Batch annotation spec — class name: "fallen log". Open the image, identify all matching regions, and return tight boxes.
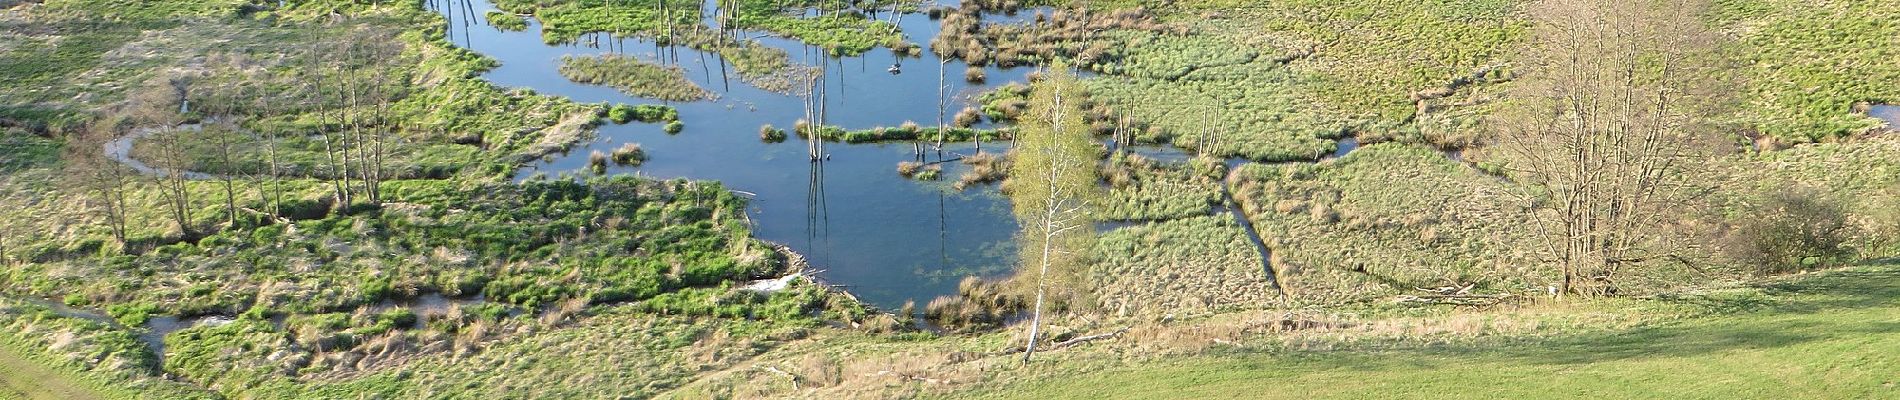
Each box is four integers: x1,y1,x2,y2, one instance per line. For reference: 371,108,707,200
1048,327,1131,351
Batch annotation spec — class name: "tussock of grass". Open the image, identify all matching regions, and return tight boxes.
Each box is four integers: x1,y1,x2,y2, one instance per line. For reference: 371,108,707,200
759,124,788,142
610,142,646,166
954,152,1009,190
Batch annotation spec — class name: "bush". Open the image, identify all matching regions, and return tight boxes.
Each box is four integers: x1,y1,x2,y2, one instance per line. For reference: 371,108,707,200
1724,190,1854,274
663,120,685,134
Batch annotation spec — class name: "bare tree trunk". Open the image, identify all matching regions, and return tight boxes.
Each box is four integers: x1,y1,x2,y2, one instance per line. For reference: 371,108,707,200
1498,0,1726,295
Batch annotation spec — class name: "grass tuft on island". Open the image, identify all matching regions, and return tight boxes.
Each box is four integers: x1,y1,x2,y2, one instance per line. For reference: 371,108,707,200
798,123,1010,144
483,10,528,31
558,55,713,102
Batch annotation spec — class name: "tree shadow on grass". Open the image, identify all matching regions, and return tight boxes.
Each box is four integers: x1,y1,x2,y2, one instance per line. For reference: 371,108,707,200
1489,261,1900,366
1309,261,1900,368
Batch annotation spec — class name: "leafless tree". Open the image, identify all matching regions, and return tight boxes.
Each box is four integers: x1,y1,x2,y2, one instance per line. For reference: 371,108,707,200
66,118,134,250
1494,0,1731,295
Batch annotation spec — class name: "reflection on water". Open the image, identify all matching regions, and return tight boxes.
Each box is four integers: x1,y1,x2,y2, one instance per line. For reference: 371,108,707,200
428,0,1053,308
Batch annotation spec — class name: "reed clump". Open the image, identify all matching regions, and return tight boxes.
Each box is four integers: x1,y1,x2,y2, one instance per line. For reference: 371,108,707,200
924,276,1025,333
954,152,1009,190
759,124,787,142
610,143,645,166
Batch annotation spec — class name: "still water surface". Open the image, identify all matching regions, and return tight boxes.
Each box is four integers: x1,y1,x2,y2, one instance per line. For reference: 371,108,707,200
430,0,1082,308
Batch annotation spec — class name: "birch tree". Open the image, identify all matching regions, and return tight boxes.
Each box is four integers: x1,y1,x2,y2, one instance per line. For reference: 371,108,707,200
67,119,134,250
133,76,198,237
1008,64,1097,364
1495,0,1729,295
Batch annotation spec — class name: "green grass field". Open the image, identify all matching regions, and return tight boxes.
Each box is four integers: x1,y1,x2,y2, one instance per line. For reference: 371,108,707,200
968,263,1900,399
0,346,104,400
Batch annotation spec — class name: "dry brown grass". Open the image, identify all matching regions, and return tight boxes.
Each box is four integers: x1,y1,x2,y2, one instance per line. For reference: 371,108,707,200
953,152,1009,190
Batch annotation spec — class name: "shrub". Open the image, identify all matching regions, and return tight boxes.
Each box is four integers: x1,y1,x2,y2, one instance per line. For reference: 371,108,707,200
663,120,685,134
1724,190,1854,274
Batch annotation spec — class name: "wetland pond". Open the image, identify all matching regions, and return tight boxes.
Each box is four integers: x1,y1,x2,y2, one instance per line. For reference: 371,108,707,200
434,0,1059,309
429,0,1362,309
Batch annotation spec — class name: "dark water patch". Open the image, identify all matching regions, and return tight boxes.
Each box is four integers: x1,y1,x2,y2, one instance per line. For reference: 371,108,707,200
1870,104,1900,129
1325,136,1359,160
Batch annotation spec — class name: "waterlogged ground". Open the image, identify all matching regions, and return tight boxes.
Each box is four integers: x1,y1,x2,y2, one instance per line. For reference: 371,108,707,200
433,0,1058,308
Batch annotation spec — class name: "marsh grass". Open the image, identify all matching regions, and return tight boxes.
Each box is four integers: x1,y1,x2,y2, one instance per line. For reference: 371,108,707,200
798,123,1008,144
1095,152,1222,221
759,124,787,142
588,150,609,173
611,142,646,166
1091,216,1273,315
896,161,923,177
558,55,712,102
932,6,1171,68
606,103,680,124
482,10,527,31
1231,144,1540,304
954,152,1009,190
